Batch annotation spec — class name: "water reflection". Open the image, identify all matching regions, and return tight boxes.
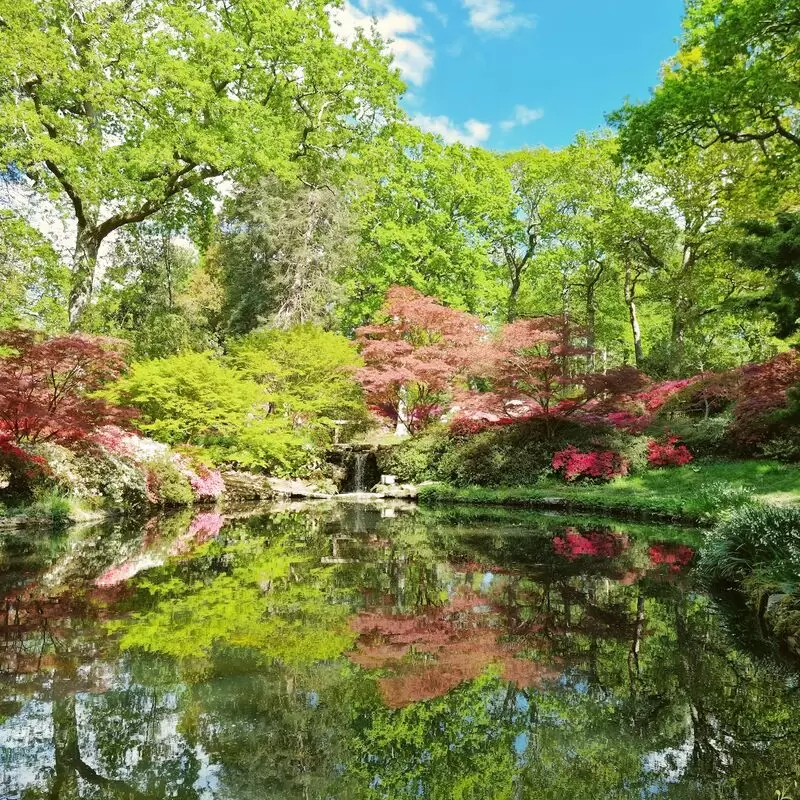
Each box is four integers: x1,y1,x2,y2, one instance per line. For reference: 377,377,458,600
0,504,798,799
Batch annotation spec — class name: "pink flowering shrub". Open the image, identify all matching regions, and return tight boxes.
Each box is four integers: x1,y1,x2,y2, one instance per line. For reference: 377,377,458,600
552,529,628,560
551,445,628,482
188,465,225,500
647,437,693,468
172,454,225,501
188,511,225,540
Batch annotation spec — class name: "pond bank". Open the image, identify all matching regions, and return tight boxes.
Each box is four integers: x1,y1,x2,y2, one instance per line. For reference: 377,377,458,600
415,461,800,524
0,470,331,530
417,483,702,523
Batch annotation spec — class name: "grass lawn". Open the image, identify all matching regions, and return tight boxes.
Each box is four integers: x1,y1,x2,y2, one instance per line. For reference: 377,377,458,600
418,460,800,523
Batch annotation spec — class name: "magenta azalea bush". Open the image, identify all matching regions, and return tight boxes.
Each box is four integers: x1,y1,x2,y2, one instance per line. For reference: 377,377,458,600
552,445,629,482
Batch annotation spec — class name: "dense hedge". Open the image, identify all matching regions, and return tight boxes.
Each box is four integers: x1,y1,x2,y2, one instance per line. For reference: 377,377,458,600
377,419,650,487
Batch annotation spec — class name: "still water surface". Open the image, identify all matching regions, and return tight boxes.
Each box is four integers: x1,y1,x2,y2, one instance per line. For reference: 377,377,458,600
0,502,799,799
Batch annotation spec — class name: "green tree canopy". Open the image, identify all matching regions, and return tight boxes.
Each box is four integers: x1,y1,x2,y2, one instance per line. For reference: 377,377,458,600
612,0,800,173
0,0,403,326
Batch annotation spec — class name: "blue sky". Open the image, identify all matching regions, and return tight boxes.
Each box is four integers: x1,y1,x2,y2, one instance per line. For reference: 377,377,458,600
335,0,685,150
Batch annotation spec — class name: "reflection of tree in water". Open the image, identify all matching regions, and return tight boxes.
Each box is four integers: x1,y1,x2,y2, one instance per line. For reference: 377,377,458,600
0,513,222,799
0,506,798,799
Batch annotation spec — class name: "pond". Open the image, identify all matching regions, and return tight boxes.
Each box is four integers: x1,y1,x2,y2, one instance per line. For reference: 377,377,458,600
1,502,799,799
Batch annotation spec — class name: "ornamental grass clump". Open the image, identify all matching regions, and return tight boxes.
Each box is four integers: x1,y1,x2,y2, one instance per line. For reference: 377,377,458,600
700,505,800,585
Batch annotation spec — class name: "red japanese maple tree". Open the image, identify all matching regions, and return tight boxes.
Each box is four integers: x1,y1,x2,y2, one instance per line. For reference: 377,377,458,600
356,287,485,434
455,316,648,431
0,330,131,445
731,350,800,442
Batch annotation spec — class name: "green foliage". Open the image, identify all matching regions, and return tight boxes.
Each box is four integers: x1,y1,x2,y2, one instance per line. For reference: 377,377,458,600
105,352,310,473
228,324,369,441
728,213,800,339
648,413,732,458
0,211,68,331
90,219,221,358
23,488,72,526
377,426,452,484
146,457,194,507
344,125,507,325
106,352,263,446
106,336,363,475
613,0,800,174
700,506,800,587
382,420,648,488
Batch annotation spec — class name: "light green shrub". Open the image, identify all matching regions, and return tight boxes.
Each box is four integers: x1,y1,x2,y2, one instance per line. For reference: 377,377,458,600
147,457,194,506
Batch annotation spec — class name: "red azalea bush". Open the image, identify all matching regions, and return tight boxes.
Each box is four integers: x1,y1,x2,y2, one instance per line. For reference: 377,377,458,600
647,436,693,468
552,445,629,482
552,529,628,560
648,543,695,572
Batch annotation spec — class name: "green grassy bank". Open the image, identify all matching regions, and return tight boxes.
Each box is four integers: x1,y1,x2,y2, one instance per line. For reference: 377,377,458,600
417,461,800,523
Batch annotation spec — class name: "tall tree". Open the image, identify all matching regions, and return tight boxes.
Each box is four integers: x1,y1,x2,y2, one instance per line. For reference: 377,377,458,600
0,0,402,327
728,212,800,339
612,0,800,174
640,148,768,375
347,124,506,326
488,147,562,322
214,176,355,334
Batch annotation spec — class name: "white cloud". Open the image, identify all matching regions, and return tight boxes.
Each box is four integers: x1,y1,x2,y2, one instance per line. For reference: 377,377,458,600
422,0,448,26
461,0,535,35
333,0,434,86
500,104,544,130
411,114,492,146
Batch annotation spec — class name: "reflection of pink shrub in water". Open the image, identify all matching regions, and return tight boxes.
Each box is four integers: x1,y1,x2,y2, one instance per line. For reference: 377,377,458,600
648,543,695,572
169,512,226,555
189,512,225,541
95,555,163,587
552,529,628,560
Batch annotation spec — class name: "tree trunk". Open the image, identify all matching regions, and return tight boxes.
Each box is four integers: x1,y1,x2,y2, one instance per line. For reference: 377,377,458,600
586,282,597,371
507,266,522,322
670,313,687,373
69,224,101,330
394,387,410,438
624,264,643,367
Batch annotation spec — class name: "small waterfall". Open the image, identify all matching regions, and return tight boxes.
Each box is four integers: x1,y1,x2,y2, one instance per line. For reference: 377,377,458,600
331,446,380,494
352,452,367,493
